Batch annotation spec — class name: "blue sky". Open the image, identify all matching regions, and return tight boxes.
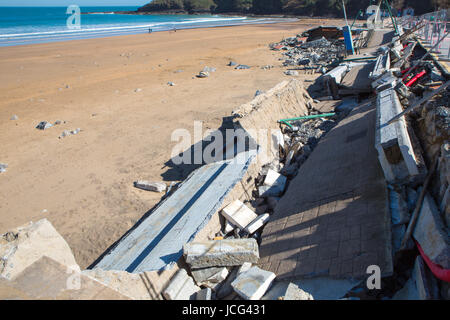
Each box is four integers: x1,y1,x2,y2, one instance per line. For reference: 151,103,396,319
0,0,149,6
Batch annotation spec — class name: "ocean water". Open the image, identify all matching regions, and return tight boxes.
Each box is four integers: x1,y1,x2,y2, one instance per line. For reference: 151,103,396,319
0,6,288,47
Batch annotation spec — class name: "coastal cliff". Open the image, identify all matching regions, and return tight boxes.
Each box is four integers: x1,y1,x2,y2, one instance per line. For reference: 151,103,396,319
135,0,440,17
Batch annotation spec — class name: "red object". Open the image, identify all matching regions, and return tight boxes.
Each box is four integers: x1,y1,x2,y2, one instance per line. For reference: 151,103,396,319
415,239,450,282
401,67,411,74
273,44,284,50
405,70,426,87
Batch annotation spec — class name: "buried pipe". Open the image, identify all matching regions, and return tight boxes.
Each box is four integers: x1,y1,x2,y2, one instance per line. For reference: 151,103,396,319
278,113,336,126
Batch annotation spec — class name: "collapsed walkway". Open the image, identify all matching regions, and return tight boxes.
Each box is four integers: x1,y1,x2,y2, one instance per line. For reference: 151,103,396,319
259,101,393,280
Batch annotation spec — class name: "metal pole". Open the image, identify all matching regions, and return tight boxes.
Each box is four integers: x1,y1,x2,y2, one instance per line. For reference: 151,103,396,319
342,0,349,26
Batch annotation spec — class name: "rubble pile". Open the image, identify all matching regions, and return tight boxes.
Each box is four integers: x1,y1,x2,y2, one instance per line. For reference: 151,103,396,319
270,33,345,73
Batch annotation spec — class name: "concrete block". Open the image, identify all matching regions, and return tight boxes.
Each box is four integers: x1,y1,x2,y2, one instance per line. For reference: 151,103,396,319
284,283,314,300
224,221,236,234
375,87,420,184
0,219,79,280
413,194,450,269
237,262,252,275
370,52,390,80
133,181,166,193
264,169,287,188
196,288,212,300
183,239,259,268
221,200,258,230
191,266,229,288
244,213,270,234
162,269,200,300
231,266,276,300
258,184,285,198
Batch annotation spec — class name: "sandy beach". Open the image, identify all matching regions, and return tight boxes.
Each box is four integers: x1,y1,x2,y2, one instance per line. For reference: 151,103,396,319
0,18,344,268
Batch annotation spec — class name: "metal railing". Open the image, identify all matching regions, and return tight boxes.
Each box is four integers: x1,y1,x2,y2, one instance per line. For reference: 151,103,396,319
396,9,450,60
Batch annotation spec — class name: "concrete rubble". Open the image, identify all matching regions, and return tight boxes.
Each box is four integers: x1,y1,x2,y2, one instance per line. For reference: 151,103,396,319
162,268,201,300
221,200,258,230
231,266,275,300
183,238,259,269
0,163,7,173
133,180,167,193
0,219,79,280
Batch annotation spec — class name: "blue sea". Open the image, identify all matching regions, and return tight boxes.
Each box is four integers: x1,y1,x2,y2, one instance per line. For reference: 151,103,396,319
0,6,288,47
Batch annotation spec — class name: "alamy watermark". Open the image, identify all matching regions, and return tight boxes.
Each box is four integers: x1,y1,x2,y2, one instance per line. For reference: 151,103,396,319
66,5,81,30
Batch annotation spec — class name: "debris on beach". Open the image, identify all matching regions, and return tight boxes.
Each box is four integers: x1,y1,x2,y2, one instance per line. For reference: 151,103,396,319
227,61,237,67
270,30,346,73
196,71,209,78
36,121,53,130
0,163,7,173
10,115,18,120
284,70,299,76
167,81,175,86
59,128,81,139
235,64,250,70
134,180,167,193
261,65,274,70
134,88,142,93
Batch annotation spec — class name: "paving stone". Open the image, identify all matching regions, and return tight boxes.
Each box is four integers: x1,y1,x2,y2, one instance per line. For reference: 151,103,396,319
162,269,200,300
183,239,259,268
221,200,258,230
231,266,276,300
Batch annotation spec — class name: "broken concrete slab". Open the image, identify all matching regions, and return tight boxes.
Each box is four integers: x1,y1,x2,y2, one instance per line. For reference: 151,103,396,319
264,169,287,188
191,266,229,289
369,52,390,80
0,219,79,280
224,221,236,234
231,266,275,300
0,256,128,300
284,283,314,300
244,213,270,235
81,268,156,300
133,181,166,193
162,268,200,300
93,151,257,272
237,262,252,275
375,87,421,184
413,193,450,269
258,184,285,198
183,238,259,269
196,287,212,300
221,200,258,230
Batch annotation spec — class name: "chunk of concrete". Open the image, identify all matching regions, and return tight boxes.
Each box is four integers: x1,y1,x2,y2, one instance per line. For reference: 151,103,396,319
224,221,236,234
258,184,285,197
162,268,200,300
284,283,314,300
0,219,79,280
221,200,258,230
196,287,212,300
0,256,128,300
237,262,252,275
264,169,287,188
191,266,229,289
0,163,7,173
183,239,259,268
133,181,166,193
413,193,450,269
244,213,270,234
82,268,155,300
231,266,276,300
